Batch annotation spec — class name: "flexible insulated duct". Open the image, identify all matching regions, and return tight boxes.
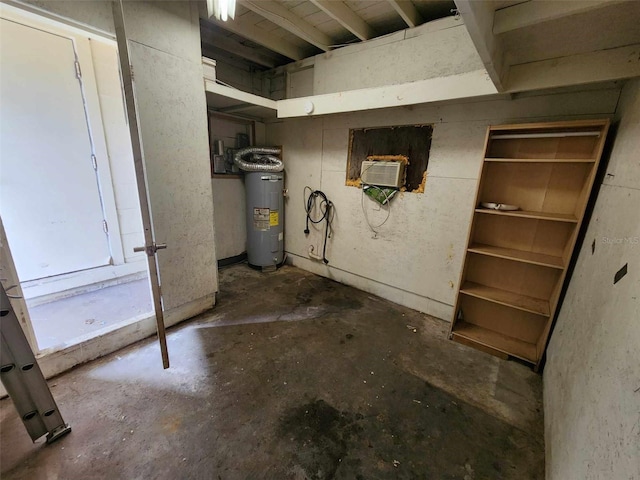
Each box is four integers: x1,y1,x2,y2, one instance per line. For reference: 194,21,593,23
233,146,283,172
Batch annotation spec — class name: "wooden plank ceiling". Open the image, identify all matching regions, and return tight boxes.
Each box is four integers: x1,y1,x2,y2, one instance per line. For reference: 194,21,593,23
202,0,456,68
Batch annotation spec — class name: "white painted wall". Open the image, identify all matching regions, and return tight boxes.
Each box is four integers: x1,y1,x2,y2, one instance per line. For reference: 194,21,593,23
211,178,246,260
543,79,640,480
313,17,483,95
209,117,268,261
267,18,497,118
209,116,249,260
267,17,483,101
213,58,263,95
14,0,115,37
266,86,621,321
209,115,252,153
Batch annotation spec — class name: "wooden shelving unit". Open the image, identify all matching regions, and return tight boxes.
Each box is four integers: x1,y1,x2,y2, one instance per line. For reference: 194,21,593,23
460,281,550,316
452,322,538,363
449,119,610,369
484,157,597,163
467,244,565,269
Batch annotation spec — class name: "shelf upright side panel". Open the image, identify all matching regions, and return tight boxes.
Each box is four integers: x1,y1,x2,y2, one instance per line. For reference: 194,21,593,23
448,127,492,336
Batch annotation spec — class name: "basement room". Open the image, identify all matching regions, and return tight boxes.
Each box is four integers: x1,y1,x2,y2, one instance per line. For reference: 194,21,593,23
0,0,638,479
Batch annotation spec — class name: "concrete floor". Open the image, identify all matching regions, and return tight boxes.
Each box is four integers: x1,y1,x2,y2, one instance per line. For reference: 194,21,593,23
1,264,544,479
27,279,153,351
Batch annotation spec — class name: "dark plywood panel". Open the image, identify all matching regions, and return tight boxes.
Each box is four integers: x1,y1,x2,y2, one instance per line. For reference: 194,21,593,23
347,124,433,191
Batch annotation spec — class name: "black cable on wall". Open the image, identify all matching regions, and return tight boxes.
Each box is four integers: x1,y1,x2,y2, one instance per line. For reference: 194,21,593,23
303,187,334,264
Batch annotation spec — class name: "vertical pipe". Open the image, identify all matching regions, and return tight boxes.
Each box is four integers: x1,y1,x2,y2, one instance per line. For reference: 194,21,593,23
112,0,169,368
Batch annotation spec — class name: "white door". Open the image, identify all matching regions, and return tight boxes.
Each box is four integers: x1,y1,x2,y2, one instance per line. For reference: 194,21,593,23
0,19,111,282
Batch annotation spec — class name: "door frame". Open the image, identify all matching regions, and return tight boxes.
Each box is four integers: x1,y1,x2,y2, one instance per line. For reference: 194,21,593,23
0,4,125,268
0,0,223,394
0,3,166,395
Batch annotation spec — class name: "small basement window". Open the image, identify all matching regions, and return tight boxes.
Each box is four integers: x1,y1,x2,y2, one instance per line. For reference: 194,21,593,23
347,124,433,192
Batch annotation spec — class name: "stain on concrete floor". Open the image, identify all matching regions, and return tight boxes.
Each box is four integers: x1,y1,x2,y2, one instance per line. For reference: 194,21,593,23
0,264,544,479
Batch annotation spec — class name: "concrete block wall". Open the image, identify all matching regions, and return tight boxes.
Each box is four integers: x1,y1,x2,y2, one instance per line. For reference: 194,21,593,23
543,79,640,480
266,86,622,321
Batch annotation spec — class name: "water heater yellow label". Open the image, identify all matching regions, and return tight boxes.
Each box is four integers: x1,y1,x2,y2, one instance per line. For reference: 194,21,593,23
269,211,279,226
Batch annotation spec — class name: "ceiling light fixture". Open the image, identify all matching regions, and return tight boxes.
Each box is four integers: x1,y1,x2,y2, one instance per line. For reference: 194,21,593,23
207,0,236,21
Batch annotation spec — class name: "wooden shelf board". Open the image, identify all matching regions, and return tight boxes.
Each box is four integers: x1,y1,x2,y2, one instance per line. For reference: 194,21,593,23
475,208,578,223
490,132,600,140
488,119,609,131
452,322,537,363
460,281,550,316
468,243,564,269
484,157,596,163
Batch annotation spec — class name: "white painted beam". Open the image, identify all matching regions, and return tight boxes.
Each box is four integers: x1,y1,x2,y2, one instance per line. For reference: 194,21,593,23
506,43,640,92
205,79,278,111
310,0,375,41
207,17,306,60
454,0,505,92
239,0,333,51
494,0,625,34
277,69,498,118
387,0,424,28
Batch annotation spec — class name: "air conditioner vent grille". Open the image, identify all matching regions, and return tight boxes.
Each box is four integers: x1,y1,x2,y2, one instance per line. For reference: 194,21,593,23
360,161,405,188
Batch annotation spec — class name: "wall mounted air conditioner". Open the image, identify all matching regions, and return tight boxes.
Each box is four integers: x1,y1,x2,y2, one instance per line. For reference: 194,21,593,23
360,161,405,188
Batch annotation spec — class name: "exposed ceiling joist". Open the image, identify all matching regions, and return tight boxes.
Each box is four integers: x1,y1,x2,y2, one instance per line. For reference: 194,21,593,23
201,32,277,68
239,0,333,51
205,79,278,109
494,0,626,34
207,15,306,60
455,0,505,92
387,0,424,28
277,69,498,118
310,0,375,41
506,43,640,92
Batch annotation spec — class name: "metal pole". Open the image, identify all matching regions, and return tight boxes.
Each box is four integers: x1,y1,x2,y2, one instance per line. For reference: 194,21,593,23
112,0,169,368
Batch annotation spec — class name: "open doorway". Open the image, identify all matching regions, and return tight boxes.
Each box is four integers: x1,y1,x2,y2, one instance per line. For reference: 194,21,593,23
0,6,153,353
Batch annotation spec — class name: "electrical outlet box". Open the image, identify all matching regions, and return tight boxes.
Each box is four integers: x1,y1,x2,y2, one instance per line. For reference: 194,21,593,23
360,161,405,188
